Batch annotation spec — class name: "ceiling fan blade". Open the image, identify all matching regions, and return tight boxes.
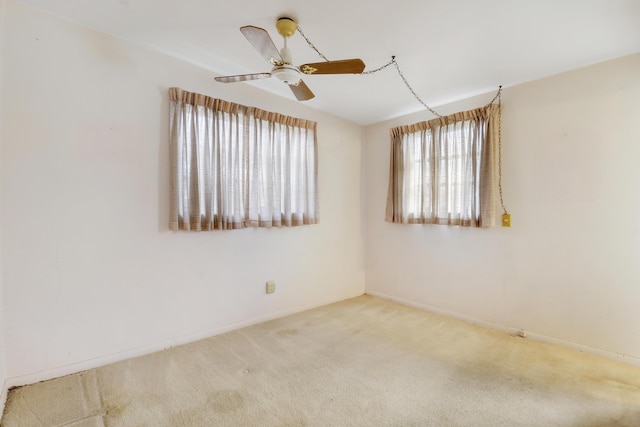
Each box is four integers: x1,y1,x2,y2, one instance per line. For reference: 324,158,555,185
215,73,271,83
299,59,366,75
240,25,282,65
289,80,315,101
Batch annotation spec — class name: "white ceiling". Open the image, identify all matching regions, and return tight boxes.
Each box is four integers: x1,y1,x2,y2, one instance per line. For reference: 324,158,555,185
17,0,640,125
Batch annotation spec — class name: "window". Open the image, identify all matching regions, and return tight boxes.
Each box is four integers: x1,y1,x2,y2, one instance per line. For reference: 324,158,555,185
169,88,318,231
385,105,500,228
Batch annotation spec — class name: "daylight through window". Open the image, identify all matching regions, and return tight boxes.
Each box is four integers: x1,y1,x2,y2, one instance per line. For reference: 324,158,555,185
385,104,500,228
169,88,318,231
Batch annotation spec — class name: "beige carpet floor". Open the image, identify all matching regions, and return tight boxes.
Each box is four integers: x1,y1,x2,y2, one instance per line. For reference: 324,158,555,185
2,295,640,426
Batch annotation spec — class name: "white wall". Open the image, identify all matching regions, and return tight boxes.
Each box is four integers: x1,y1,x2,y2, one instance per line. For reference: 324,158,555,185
0,0,365,384
364,53,640,364
0,0,8,412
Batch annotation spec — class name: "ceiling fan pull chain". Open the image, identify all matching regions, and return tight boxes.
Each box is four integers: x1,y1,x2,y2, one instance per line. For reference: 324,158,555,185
390,57,443,118
361,57,395,75
295,26,444,118
296,26,330,62
495,86,508,216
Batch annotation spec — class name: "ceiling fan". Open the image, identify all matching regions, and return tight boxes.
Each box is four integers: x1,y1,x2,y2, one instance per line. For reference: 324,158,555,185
214,17,366,101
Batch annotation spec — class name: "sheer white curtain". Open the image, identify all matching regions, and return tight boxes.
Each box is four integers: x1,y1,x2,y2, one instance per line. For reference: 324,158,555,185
169,88,318,231
386,104,500,228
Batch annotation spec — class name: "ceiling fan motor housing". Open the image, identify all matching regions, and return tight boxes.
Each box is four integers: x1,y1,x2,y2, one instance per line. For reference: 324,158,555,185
271,65,301,85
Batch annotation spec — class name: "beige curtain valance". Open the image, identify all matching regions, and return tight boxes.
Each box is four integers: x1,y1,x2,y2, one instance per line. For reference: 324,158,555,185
391,104,499,138
169,87,317,130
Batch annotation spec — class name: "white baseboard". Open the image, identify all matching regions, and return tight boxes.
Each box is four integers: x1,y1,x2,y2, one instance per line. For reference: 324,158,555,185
365,290,640,368
6,291,365,389
10,289,636,391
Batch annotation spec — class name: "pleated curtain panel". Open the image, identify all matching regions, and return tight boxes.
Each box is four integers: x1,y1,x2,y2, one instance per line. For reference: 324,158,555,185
386,104,500,228
169,87,319,231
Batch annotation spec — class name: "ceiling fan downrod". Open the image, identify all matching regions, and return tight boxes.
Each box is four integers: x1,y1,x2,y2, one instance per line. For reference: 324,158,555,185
272,17,300,84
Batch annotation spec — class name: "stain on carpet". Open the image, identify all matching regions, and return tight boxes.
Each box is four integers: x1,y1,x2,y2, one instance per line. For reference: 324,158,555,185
208,390,245,413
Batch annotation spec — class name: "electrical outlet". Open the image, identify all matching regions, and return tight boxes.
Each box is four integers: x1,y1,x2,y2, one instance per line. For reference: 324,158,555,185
266,280,276,294
502,213,511,227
